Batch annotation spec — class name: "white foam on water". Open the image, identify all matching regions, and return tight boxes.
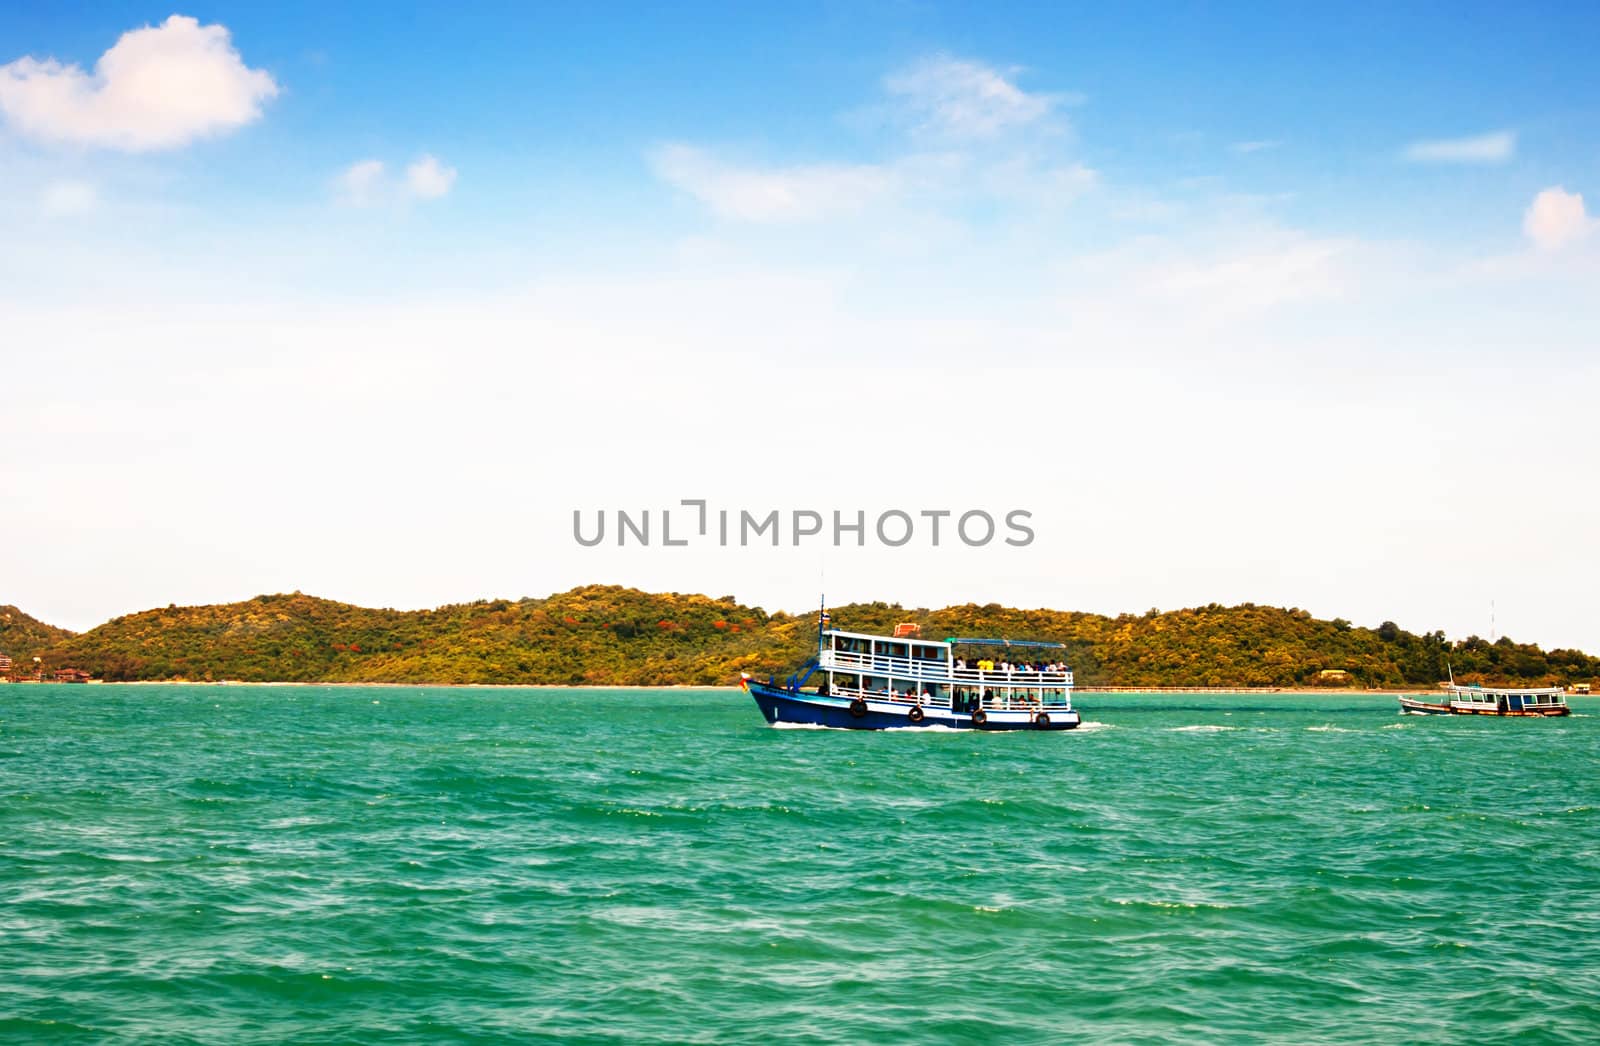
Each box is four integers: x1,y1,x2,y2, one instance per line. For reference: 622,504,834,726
1170,724,1238,733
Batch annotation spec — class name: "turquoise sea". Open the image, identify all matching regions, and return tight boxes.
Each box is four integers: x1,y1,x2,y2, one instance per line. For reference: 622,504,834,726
3,685,1598,1044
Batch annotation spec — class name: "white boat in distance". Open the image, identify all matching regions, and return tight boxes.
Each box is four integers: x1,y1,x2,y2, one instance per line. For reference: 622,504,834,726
1399,682,1570,717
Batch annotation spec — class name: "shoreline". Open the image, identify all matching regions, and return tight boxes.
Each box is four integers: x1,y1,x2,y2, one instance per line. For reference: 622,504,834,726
1,679,736,690
9,679,1589,698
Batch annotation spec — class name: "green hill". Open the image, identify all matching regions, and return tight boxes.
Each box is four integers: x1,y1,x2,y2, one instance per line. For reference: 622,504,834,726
37,588,798,686
0,605,76,670
20,587,1600,688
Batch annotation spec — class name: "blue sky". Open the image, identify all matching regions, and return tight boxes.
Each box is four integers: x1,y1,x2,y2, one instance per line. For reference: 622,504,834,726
2,4,1598,651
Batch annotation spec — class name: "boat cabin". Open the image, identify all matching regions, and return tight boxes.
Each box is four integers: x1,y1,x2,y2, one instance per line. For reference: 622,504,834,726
1449,684,1568,714
817,629,1073,714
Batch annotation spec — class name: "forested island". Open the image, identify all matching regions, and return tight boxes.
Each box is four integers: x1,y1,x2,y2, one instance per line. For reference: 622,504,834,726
2,587,1597,689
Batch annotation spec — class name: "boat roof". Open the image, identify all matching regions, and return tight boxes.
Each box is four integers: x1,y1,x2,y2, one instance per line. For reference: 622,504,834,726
822,629,1066,650
824,628,949,648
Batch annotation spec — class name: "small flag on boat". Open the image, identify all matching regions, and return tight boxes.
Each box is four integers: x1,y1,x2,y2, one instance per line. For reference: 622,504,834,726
820,611,831,622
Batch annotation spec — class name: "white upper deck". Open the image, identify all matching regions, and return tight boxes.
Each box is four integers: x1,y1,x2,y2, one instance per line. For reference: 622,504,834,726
818,628,1074,687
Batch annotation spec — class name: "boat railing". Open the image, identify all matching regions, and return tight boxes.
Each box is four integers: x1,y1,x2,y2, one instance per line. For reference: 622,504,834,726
950,666,1074,686
820,649,1072,685
826,684,1071,712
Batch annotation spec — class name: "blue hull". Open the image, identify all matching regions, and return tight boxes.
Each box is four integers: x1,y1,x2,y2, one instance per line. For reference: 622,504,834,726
744,680,1079,731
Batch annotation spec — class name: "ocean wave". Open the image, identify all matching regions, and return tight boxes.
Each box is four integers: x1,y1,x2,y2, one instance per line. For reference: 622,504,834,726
8,682,1599,1044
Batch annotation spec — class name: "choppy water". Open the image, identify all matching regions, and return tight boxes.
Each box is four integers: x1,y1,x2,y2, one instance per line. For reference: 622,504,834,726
3,685,1598,1044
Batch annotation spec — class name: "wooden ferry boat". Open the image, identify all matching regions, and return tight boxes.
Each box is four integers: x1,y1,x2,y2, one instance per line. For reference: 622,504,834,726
742,612,1080,731
1398,682,1570,717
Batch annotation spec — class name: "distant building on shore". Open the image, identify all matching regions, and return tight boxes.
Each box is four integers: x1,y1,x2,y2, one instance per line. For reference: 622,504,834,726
0,652,12,682
54,668,91,683
1317,668,1350,684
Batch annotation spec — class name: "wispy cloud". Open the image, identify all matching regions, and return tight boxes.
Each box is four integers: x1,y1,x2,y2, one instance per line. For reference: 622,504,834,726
1523,186,1592,251
650,144,896,223
0,15,277,151
883,55,1067,139
1402,130,1515,164
979,158,1098,208
334,159,387,206
334,155,457,207
39,179,98,217
653,54,1097,226
1230,140,1281,154
405,155,457,199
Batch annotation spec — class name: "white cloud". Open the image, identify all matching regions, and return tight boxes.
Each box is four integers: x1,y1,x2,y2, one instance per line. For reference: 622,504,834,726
1402,130,1515,164
1523,186,1592,251
334,155,455,206
1230,139,1281,154
650,54,1098,225
405,154,457,199
334,159,388,206
0,15,277,151
39,179,98,216
884,55,1062,139
650,143,896,223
